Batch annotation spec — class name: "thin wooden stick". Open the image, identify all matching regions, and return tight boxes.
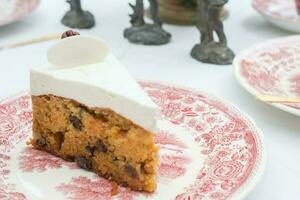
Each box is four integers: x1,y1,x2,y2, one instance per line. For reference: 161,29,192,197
256,94,300,103
0,33,61,50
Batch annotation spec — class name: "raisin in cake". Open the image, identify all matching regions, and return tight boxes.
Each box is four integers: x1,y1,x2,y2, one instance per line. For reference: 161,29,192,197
29,34,159,192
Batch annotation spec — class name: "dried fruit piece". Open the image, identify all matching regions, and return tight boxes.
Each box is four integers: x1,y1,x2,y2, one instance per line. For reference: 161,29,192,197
124,163,138,179
75,156,92,170
36,134,47,147
69,115,83,130
95,140,108,153
85,145,95,155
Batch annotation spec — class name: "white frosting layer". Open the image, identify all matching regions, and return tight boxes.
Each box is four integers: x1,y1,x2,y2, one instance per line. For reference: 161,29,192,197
30,36,158,132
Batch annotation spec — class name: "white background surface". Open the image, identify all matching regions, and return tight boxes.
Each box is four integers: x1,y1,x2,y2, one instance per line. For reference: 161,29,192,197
0,0,299,199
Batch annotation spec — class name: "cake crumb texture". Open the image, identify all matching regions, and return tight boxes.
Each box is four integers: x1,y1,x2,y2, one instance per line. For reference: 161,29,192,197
30,95,158,192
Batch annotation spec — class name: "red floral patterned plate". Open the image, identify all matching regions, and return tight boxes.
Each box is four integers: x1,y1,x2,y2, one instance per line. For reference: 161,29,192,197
0,81,266,200
252,0,300,32
0,0,39,27
234,36,300,117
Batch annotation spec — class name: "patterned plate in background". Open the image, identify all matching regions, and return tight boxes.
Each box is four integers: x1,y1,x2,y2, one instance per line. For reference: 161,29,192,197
0,0,39,26
252,0,300,32
234,36,300,117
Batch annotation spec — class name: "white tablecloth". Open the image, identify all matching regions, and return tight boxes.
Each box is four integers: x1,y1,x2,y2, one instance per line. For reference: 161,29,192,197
0,0,299,199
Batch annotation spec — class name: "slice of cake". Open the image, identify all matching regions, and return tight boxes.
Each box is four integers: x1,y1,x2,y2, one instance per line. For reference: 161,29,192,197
29,33,159,192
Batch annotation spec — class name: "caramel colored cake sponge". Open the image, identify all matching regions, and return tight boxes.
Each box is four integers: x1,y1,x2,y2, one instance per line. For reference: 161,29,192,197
30,95,158,192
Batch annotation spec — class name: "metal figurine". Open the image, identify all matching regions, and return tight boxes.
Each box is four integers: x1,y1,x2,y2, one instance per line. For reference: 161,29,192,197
124,0,171,45
191,0,234,65
62,0,95,29
147,0,228,26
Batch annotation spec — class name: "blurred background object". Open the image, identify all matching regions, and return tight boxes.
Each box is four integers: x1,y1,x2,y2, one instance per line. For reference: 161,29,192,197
146,0,228,25
295,0,300,15
0,33,60,51
61,0,95,29
124,0,171,45
252,0,300,33
191,0,234,65
0,0,39,27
